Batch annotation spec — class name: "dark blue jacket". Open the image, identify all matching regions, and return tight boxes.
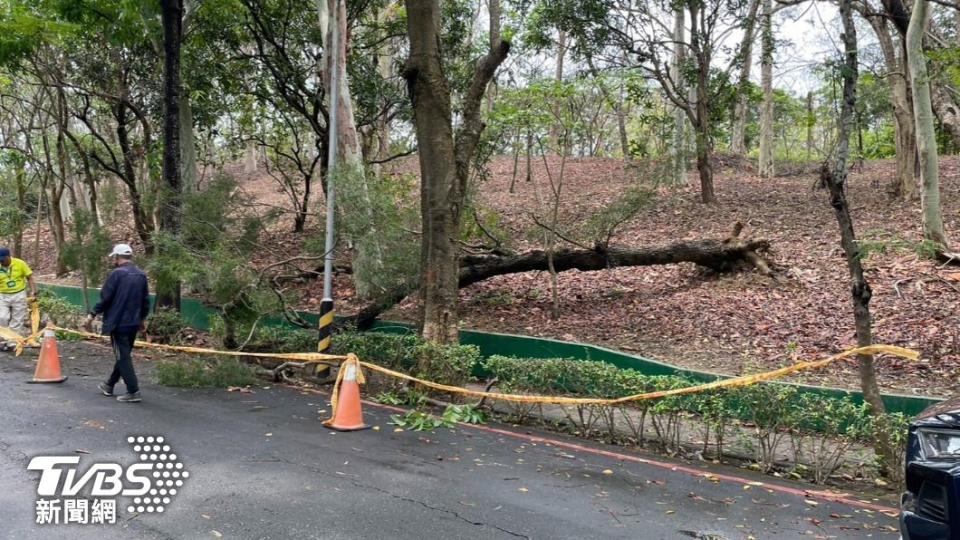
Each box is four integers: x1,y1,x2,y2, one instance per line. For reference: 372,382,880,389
93,263,150,334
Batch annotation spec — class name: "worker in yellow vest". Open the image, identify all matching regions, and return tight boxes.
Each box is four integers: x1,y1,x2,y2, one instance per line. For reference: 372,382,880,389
0,247,38,350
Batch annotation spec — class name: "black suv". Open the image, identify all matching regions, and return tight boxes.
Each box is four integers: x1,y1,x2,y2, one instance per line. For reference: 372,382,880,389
901,397,960,540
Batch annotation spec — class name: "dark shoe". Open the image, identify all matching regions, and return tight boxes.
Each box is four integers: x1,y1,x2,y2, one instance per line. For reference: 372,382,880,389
116,392,141,403
98,382,114,397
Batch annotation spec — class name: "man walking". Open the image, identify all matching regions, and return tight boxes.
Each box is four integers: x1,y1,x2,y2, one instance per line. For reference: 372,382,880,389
0,247,38,350
82,244,150,403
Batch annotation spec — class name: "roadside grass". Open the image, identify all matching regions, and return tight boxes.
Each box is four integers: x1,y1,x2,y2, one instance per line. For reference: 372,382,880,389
155,358,257,388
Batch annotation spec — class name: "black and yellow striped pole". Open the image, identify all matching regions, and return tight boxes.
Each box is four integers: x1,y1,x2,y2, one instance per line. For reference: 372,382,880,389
317,300,334,352
317,5,340,376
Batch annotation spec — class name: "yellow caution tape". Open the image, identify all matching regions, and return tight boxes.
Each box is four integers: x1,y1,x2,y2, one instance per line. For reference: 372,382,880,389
15,325,348,363
9,324,918,408
26,300,40,346
0,300,41,348
30,299,39,335
354,344,918,405
0,326,23,342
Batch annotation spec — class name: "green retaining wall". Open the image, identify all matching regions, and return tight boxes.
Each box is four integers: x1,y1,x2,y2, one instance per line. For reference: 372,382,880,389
42,283,942,417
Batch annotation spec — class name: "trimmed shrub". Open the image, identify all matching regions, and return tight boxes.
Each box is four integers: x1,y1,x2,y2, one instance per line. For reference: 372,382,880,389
331,330,421,372
331,330,479,395
414,341,479,387
482,354,894,484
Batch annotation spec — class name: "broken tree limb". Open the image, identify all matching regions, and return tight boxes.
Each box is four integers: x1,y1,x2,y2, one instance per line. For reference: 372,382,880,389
352,235,774,329
457,239,772,288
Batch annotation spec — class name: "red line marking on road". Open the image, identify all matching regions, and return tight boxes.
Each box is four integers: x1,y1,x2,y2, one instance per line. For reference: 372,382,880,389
292,384,901,516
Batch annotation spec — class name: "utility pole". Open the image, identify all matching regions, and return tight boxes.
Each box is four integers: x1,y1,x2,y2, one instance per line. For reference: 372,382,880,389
318,1,339,354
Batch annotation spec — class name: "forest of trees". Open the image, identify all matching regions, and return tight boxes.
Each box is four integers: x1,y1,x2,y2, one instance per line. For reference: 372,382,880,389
0,0,958,466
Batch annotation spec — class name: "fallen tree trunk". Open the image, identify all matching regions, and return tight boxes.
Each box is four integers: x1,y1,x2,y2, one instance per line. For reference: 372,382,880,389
458,239,771,288
352,233,773,329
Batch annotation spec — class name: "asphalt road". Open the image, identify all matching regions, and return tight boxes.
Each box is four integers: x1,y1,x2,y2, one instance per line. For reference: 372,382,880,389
0,341,900,539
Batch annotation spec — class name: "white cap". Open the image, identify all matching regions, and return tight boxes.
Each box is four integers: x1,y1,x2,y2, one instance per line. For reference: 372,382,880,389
108,244,134,257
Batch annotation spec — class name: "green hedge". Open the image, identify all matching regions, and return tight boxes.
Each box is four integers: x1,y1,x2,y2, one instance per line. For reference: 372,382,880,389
332,330,479,388
484,355,906,484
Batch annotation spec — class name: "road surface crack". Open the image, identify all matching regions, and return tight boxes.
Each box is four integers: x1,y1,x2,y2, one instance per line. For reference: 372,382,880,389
355,481,530,539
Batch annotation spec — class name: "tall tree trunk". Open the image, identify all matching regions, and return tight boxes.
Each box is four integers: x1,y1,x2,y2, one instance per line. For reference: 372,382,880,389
66,130,100,223
180,96,198,192
867,14,917,200
157,0,184,310
244,140,258,173
116,105,154,252
907,0,949,249
48,181,67,275
730,0,761,155
550,29,567,154
406,0,460,344
372,4,396,179
54,89,76,228
671,9,686,184
509,129,521,193
403,0,508,344
40,123,68,275
486,0,501,113
525,130,533,183
13,162,25,255
931,81,960,147
806,91,814,159
757,0,775,177
689,3,716,203
34,185,43,269
823,0,895,476
616,106,629,160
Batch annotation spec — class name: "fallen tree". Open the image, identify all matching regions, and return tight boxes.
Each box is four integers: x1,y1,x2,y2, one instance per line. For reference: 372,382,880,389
350,227,775,329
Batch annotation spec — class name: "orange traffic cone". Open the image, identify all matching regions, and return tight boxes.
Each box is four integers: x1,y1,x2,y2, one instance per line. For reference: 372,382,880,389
323,355,368,431
28,329,67,383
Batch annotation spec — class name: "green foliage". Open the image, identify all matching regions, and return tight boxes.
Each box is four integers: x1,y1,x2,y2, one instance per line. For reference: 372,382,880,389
788,394,873,483
484,355,639,397
626,81,675,158
60,209,111,291
155,358,258,388
415,341,479,387
386,402,487,432
240,325,317,353
54,330,85,342
882,412,913,488
331,330,422,373
459,206,510,248
858,230,941,261
442,404,487,424
332,166,420,300
0,150,33,245
146,307,190,345
36,289,85,328
578,185,654,246
147,232,205,306
484,355,897,482
389,410,451,431
332,330,479,387
372,391,405,406
146,175,281,348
